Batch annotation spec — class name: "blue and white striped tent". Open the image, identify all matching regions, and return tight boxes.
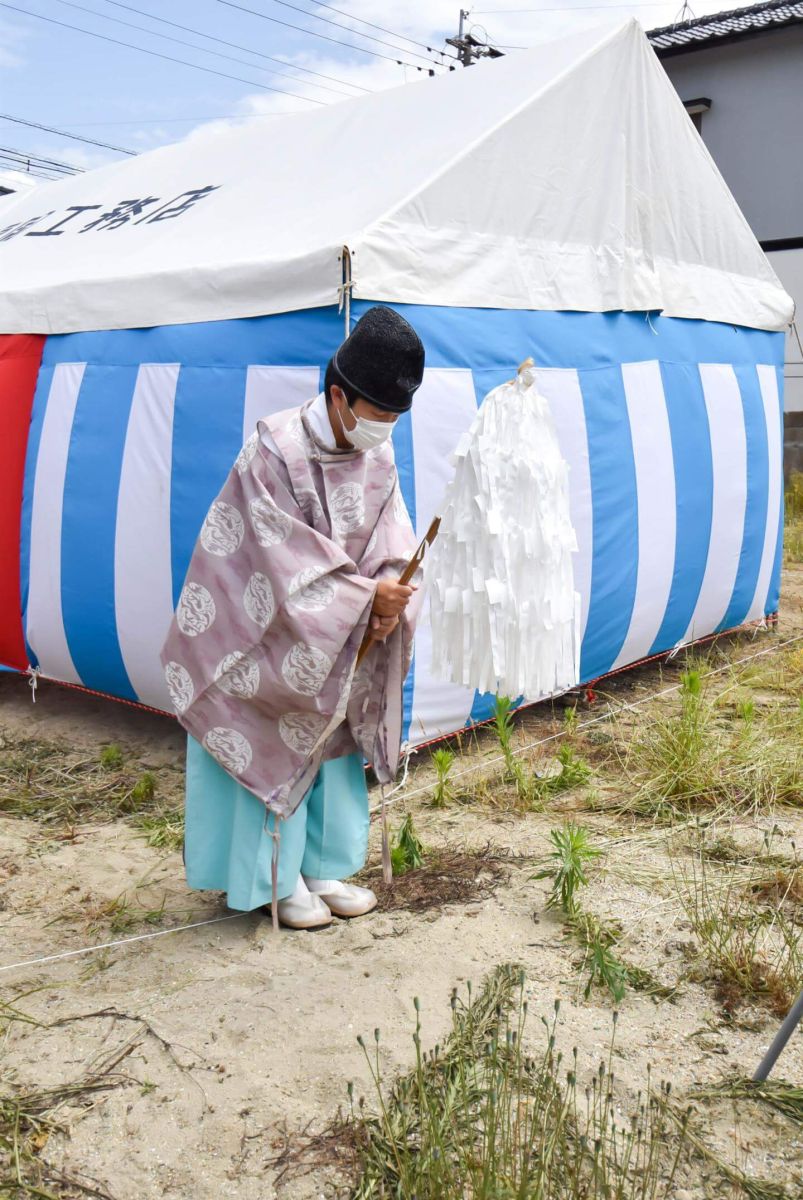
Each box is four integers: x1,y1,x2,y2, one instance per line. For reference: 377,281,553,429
0,20,791,745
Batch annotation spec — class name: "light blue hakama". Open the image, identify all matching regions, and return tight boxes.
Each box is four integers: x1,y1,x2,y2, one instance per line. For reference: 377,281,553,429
184,735,370,911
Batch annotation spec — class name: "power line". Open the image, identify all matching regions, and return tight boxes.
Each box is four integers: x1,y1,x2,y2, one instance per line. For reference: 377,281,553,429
0,147,81,171
0,161,62,180
310,0,453,57
213,0,441,72
55,0,357,98
50,0,350,97
0,111,136,154
471,3,670,11
264,0,447,67
0,4,326,105
62,114,294,126
0,146,83,175
97,0,370,92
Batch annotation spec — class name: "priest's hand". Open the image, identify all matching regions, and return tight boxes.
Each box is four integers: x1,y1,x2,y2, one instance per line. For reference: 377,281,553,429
372,579,416,617
368,613,400,642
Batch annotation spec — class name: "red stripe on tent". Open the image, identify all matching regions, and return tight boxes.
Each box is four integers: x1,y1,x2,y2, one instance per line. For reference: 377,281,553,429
0,334,45,671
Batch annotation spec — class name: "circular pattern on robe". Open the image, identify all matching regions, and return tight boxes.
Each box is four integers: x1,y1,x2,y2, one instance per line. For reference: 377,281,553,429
242,572,275,629
235,432,259,475
281,642,332,696
214,650,260,699
249,495,291,546
278,711,329,755
203,727,253,775
164,661,194,714
177,582,216,637
200,501,245,557
330,482,365,535
287,566,336,613
295,487,325,526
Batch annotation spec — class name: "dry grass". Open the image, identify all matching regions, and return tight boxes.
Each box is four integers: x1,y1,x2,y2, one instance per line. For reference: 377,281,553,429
607,668,803,821
0,1036,133,1199
670,837,802,1017
692,1075,803,1125
784,473,803,564
0,729,184,850
359,845,512,914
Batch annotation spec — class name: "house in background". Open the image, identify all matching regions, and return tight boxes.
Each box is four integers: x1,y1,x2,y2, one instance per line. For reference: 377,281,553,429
649,0,803,477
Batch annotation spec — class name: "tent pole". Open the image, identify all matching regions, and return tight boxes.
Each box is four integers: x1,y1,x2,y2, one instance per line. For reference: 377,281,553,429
340,244,353,337
753,988,803,1082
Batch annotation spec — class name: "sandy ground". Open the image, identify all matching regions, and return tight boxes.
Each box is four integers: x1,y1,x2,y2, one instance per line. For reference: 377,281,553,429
1,557,802,1198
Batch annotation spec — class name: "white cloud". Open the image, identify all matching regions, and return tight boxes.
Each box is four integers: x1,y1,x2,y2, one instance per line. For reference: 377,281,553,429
180,49,417,145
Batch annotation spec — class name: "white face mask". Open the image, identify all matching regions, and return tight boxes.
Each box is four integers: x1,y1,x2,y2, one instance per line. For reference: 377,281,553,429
338,407,395,451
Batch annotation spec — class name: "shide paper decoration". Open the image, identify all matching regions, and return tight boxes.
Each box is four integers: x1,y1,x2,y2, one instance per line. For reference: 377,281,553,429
426,363,580,701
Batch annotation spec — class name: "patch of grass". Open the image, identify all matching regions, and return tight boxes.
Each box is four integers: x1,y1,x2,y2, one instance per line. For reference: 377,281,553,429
670,839,802,1016
0,729,184,832
340,967,693,1198
616,670,803,819
702,833,773,867
488,697,593,811
390,813,424,877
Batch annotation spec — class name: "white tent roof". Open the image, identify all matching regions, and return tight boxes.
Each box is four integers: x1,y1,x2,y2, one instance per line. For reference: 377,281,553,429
0,18,792,334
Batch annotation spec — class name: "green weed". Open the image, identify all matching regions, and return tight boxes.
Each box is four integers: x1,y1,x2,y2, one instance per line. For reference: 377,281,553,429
540,744,592,795
492,694,518,781
391,814,425,877
569,911,675,1004
533,822,600,917
430,748,455,809
131,771,156,803
99,743,124,770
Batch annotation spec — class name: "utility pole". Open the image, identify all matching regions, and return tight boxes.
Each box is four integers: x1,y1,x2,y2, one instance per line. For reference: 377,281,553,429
446,8,504,67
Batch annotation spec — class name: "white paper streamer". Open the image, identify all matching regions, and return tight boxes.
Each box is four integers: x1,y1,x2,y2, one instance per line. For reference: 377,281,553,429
425,365,580,701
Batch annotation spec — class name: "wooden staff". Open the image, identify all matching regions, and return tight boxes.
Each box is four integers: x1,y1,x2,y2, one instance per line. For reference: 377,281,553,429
356,515,441,667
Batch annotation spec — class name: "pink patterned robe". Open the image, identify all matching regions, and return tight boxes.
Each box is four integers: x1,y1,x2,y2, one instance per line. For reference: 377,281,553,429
160,397,419,819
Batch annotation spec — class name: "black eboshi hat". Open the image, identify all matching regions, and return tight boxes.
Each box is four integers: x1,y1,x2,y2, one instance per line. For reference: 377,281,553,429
333,306,425,413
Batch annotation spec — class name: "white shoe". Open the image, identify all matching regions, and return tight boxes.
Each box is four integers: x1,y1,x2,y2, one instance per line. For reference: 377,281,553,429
302,876,378,918
276,877,333,930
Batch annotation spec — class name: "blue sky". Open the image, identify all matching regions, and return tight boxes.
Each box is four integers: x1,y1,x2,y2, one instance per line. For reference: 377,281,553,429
0,0,745,179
